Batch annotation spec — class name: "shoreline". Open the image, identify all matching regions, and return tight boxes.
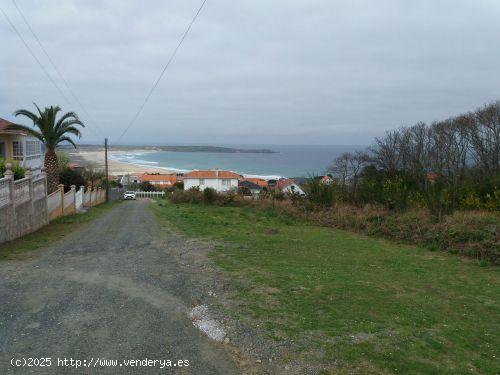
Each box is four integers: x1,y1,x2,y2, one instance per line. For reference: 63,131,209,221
70,149,283,179
69,149,179,175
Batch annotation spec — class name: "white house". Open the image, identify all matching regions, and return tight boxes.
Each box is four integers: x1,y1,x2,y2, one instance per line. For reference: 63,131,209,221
120,174,141,187
0,118,43,175
320,175,334,185
184,169,241,192
277,178,306,195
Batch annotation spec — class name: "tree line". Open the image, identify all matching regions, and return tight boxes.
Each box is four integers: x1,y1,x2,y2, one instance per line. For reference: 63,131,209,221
324,101,500,215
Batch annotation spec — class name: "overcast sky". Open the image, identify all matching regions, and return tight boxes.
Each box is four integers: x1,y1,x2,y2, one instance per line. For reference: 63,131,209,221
1,0,500,145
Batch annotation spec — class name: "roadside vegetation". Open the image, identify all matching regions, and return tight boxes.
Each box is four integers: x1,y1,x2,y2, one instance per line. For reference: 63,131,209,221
154,200,499,374
267,197,499,264
169,187,499,264
0,202,116,261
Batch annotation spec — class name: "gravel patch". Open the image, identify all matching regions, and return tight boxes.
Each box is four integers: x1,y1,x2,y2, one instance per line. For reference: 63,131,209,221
189,305,227,342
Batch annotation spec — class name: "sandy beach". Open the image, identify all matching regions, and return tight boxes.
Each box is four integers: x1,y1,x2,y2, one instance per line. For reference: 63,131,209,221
69,149,177,175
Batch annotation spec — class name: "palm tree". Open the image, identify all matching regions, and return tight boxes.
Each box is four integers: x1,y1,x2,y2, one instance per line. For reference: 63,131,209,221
7,104,84,193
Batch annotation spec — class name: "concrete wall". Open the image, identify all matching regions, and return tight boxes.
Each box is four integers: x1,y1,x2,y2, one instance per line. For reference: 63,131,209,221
109,188,125,201
83,187,105,207
63,187,76,215
1,164,108,244
0,166,49,244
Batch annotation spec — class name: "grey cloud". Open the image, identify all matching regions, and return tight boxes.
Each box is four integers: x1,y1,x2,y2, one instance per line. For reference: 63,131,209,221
1,0,500,144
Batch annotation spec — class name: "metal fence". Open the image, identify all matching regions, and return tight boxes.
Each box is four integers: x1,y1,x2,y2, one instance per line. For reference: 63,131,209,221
133,191,165,199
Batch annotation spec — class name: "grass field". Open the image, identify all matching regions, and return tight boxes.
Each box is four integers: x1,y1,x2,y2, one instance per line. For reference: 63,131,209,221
153,201,500,374
0,202,116,261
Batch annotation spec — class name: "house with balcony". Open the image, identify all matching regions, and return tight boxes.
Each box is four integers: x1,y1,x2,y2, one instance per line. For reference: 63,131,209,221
0,118,44,175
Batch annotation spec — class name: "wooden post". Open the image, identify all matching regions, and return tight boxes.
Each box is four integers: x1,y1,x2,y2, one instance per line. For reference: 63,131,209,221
70,185,76,212
104,138,109,202
59,184,65,216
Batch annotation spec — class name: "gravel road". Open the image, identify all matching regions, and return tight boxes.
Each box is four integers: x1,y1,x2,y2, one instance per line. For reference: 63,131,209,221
0,200,241,374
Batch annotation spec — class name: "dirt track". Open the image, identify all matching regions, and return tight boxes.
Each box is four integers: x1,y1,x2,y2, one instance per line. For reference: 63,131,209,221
0,200,240,374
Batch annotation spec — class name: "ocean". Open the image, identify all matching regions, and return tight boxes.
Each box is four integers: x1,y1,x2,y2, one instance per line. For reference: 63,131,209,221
109,144,366,178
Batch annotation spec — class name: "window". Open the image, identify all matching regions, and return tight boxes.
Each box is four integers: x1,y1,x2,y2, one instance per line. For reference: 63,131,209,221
13,141,23,159
199,178,205,185
26,140,41,156
221,179,231,186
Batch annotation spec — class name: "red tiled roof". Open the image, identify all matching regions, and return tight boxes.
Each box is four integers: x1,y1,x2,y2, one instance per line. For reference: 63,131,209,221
183,170,242,179
242,177,268,187
139,173,177,185
0,118,26,135
426,172,439,182
277,178,296,190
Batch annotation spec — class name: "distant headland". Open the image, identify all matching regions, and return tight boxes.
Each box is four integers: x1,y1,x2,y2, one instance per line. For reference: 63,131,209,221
68,144,277,154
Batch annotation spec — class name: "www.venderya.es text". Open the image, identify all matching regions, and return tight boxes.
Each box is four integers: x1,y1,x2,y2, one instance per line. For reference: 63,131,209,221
10,357,189,369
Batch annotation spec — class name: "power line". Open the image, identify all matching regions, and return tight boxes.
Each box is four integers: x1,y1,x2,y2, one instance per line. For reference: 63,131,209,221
1,6,73,107
10,0,106,139
116,0,208,143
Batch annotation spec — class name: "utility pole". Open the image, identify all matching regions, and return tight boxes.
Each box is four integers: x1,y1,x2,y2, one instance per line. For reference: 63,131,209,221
104,138,109,202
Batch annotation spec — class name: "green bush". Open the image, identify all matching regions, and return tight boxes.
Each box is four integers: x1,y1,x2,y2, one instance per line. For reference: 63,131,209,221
171,188,204,204
0,159,25,180
203,187,217,204
383,176,409,211
59,167,85,192
303,177,336,207
483,187,500,212
170,187,247,206
422,182,454,219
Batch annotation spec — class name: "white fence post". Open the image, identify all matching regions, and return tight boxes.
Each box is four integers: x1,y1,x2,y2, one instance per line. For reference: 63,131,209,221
41,168,48,214
4,163,15,216
79,185,85,211
25,168,34,217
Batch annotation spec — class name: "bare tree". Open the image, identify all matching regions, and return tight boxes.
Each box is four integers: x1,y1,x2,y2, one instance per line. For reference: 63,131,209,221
467,101,500,177
370,129,402,173
328,151,370,198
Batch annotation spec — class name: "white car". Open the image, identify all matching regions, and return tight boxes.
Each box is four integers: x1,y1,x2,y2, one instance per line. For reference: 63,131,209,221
123,191,136,200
